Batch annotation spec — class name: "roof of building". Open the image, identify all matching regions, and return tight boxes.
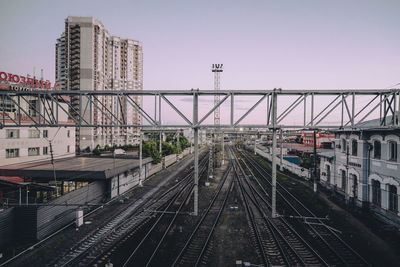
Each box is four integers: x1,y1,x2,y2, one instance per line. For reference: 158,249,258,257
318,151,335,159
0,156,152,182
0,176,55,191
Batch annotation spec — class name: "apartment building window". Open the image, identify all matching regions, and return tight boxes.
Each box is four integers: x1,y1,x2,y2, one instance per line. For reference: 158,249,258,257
43,147,48,155
29,129,40,138
6,129,19,139
373,140,381,159
351,139,357,156
389,185,398,213
28,100,38,117
67,130,70,137
67,145,70,153
43,130,48,138
388,141,397,161
6,148,19,158
371,180,381,207
28,147,40,156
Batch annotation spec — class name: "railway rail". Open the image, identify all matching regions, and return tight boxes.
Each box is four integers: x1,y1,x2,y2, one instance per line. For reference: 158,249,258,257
231,147,326,266
49,154,209,267
119,159,209,267
237,147,370,266
171,162,234,267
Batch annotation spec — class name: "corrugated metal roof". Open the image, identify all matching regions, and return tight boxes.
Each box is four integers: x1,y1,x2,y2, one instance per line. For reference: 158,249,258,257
0,156,152,181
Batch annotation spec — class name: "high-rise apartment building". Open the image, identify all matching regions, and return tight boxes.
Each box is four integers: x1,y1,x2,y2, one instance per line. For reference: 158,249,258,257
56,16,143,151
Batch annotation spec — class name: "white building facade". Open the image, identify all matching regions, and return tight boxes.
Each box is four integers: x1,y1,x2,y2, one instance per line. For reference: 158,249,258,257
320,129,400,223
56,16,143,151
0,127,75,167
0,87,76,166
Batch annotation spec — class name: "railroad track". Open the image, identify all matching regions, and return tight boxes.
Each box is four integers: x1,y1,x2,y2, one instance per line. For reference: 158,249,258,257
237,147,370,266
231,147,326,266
49,155,209,267
120,159,209,267
171,162,234,267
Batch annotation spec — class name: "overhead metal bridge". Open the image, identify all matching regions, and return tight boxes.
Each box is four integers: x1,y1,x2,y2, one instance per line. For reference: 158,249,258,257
1,88,399,216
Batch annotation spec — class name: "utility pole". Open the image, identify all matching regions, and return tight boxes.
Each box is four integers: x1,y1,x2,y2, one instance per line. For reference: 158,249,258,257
221,131,225,165
193,91,199,216
271,90,278,218
139,131,143,186
254,136,257,155
280,130,283,171
49,141,59,196
177,131,180,161
313,130,317,193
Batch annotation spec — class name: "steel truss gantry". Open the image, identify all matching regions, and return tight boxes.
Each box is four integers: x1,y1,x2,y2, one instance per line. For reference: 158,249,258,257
1,88,399,217
1,89,399,129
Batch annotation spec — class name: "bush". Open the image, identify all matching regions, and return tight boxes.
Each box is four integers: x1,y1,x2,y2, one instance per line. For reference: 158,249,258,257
92,145,101,156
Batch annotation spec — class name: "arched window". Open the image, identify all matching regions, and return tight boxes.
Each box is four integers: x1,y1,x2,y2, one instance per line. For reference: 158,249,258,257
373,140,381,159
351,174,358,198
341,170,346,192
388,141,397,161
389,185,398,212
326,165,331,184
371,180,381,206
342,139,347,153
352,139,358,156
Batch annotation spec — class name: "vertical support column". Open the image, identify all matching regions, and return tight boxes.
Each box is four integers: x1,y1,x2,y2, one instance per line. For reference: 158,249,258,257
159,93,162,125
393,92,397,125
379,94,383,122
193,92,199,216
38,94,41,125
271,90,278,218
89,95,92,125
341,94,344,127
159,132,162,154
280,130,283,171
139,131,143,186
398,92,400,126
313,130,317,193
254,137,256,155
154,94,157,122
190,129,193,154
352,92,355,127
26,186,29,206
230,93,234,126
303,94,307,127
177,131,180,161
311,93,314,126
266,94,270,126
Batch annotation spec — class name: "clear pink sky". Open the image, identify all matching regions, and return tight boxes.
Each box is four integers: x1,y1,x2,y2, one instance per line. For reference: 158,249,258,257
0,0,399,125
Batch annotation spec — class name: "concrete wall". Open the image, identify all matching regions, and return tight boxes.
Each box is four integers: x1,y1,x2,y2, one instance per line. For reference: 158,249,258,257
110,168,142,199
110,148,192,199
254,147,311,180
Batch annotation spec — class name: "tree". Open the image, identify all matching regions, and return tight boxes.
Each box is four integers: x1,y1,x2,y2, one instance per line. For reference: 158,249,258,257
143,140,162,164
